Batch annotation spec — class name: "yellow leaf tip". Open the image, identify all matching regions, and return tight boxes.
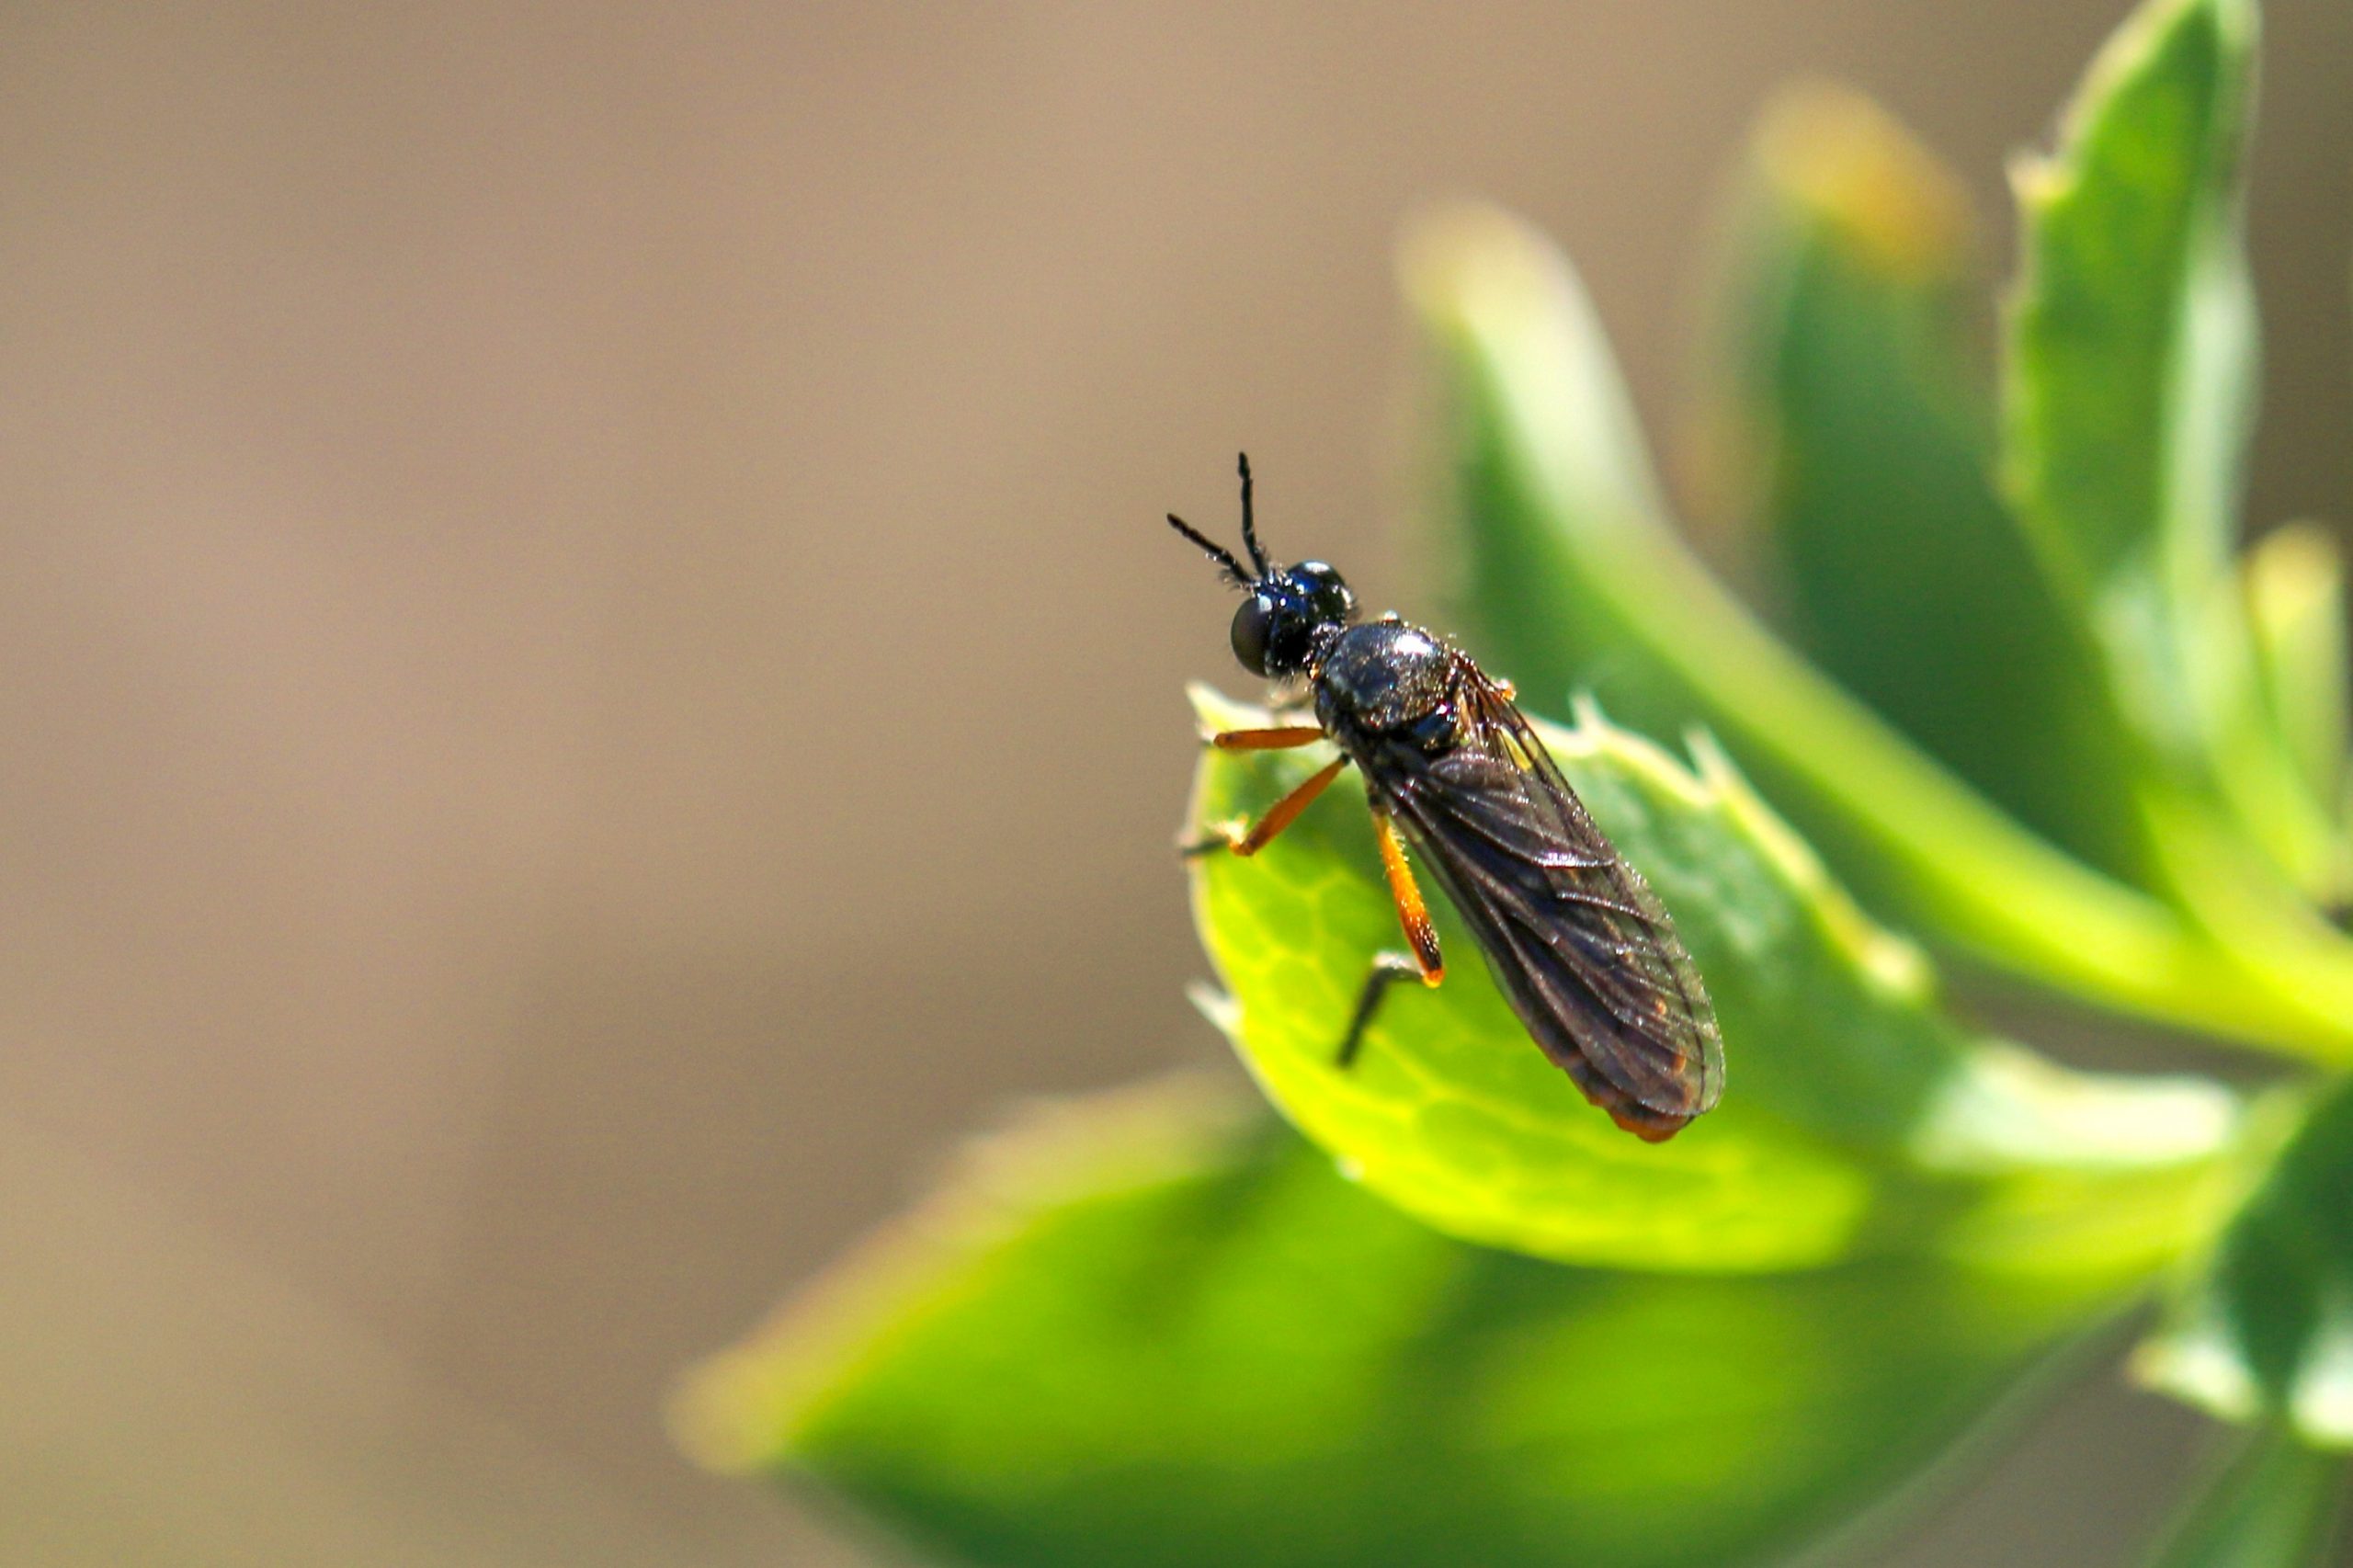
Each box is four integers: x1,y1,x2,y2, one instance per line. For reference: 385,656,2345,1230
1756,81,1972,280
1397,201,1574,340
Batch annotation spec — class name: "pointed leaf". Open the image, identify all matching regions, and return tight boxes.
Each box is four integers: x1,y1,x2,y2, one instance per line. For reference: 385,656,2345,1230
2005,0,2340,901
1188,685,2235,1272
2005,0,2256,625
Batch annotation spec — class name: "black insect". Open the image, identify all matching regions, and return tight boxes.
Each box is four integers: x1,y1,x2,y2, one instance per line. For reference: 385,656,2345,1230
1170,454,1723,1141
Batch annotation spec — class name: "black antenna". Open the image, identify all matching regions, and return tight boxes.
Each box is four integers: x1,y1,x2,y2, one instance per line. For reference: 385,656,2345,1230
1236,452,1268,574
1166,512,1252,587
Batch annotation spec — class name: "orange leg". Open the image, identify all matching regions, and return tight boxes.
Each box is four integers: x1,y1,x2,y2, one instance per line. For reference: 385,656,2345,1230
1208,725,1325,751
1182,756,1348,858
1335,812,1445,1069
1372,812,1444,984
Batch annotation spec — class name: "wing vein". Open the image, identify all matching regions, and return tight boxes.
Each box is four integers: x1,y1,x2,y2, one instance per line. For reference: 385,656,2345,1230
1364,660,1723,1128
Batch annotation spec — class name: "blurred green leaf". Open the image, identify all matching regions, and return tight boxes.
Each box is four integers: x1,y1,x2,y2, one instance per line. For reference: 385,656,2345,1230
2135,1077,2353,1449
2141,1425,2349,1568
1188,684,2235,1272
2004,0,2255,635
1403,202,2353,1060
2005,0,2345,904
681,1079,2146,1568
2242,525,2349,858
1718,85,2159,888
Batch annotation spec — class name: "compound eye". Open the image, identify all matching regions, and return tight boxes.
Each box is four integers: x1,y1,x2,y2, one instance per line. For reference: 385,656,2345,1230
1230,594,1275,676
1293,561,1355,624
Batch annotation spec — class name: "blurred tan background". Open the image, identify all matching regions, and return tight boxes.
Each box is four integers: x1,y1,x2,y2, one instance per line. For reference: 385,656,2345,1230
2,3,2347,1563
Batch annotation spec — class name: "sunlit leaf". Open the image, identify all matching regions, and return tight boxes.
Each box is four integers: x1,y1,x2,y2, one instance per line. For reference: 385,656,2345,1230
1188,685,2235,1272
2005,0,2256,630
2005,0,2343,903
681,1080,2145,1568
1403,202,2353,1062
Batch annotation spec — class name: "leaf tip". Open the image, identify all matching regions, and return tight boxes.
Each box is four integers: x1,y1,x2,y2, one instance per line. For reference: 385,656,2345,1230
1396,201,1613,398
1568,687,1612,733
2133,1313,2263,1425
667,1340,790,1478
1396,201,1551,328
1186,680,1261,733
2004,149,2063,213
1755,80,1972,281
2034,0,2255,199
670,1077,1255,1478
1186,978,1241,1037
2246,522,2345,631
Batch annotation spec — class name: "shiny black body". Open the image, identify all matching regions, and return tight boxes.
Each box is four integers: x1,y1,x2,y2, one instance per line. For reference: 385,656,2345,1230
1169,456,1722,1141
1314,620,1454,740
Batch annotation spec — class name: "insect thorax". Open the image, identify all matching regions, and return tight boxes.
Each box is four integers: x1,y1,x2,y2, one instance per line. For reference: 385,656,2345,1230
1313,621,1456,738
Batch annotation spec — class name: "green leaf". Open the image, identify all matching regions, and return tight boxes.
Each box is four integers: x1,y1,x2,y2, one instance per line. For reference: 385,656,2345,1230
1188,684,2235,1272
2004,0,2256,634
681,1078,2142,1568
2136,1077,2353,1449
2005,0,2343,904
1402,203,2353,1062
2241,525,2349,869
1718,85,2158,887
2141,1425,2349,1568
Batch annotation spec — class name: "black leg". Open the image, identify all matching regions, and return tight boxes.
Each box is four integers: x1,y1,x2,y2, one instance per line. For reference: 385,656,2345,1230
1336,953,1425,1069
